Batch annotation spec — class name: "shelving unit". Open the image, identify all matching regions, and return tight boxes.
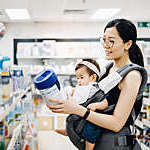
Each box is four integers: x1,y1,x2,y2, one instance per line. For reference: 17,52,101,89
142,119,150,128
0,86,31,122
14,38,105,66
143,97,150,106
135,118,150,130
135,39,150,149
141,142,150,150
16,56,98,59
135,119,144,129
0,65,39,150
7,121,24,150
137,139,150,150
0,85,34,150
37,110,68,130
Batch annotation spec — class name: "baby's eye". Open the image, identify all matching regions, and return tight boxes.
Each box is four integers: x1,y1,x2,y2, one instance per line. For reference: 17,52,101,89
103,38,106,42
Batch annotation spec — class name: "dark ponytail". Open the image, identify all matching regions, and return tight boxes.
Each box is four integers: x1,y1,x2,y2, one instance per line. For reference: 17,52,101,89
129,43,144,67
104,19,144,67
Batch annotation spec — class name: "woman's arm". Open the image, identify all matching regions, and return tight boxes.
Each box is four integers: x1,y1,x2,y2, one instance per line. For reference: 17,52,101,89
81,71,142,132
47,71,141,132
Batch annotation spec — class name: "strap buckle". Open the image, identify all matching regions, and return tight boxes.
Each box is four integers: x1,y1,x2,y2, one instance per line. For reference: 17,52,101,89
114,135,136,146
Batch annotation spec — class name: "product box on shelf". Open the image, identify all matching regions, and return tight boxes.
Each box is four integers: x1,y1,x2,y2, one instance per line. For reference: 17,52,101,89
38,116,54,130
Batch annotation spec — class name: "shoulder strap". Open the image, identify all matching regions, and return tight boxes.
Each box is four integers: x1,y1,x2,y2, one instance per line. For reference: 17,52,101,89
98,63,148,98
99,61,114,81
100,63,147,123
116,64,147,101
83,63,147,107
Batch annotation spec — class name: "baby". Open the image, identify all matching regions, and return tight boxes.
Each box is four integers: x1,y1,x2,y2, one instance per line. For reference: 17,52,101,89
56,58,108,150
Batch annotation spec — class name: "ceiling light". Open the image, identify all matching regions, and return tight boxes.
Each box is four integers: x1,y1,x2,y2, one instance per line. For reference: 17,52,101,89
91,9,120,20
5,9,30,20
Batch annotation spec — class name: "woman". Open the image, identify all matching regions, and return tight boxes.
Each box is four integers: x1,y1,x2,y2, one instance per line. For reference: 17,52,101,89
47,19,144,149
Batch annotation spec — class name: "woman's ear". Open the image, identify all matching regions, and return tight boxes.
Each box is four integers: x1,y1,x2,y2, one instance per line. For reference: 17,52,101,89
125,40,133,50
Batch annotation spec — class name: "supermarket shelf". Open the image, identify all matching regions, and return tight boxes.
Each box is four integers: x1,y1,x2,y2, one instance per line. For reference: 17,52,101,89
17,56,98,65
144,55,150,58
145,65,150,68
31,73,75,77
17,56,98,59
143,98,150,106
22,127,29,150
57,73,75,76
37,108,69,130
7,122,24,150
141,142,150,150
134,119,150,129
37,111,68,117
135,119,144,129
142,119,150,128
0,86,31,121
0,91,22,107
141,109,147,113
137,139,150,150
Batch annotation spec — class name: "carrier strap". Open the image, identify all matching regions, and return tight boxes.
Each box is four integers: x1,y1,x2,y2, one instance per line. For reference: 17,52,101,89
116,63,147,101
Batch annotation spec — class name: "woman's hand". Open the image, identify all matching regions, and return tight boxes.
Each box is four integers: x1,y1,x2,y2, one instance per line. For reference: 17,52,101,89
46,97,79,114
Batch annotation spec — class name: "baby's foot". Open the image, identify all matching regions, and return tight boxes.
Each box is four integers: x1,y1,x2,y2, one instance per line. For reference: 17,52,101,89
55,129,68,136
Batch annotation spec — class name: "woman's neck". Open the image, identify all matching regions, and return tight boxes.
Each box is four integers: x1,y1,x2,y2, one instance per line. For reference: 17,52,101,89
113,54,131,70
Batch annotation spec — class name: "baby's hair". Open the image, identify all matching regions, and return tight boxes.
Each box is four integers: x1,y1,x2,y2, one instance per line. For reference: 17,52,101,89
75,58,100,82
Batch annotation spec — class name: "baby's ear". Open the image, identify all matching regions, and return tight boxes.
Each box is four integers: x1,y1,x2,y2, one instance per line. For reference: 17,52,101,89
91,74,97,82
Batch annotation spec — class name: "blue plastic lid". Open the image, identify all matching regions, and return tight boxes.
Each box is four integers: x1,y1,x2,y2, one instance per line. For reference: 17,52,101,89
20,70,23,76
13,70,19,76
34,69,58,90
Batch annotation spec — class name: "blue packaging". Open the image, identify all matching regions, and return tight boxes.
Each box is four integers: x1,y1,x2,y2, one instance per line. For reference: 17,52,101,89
34,69,66,105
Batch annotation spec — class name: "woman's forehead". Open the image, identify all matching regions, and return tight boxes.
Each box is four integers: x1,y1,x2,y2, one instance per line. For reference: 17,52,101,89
104,27,119,38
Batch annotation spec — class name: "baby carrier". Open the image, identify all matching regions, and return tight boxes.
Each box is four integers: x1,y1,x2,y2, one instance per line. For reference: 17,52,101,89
66,62,148,150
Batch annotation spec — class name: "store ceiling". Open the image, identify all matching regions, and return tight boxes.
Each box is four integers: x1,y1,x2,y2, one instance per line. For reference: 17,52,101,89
0,0,150,23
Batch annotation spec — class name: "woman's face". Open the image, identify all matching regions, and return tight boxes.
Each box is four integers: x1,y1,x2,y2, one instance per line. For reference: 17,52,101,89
75,66,94,86
103,27,126,60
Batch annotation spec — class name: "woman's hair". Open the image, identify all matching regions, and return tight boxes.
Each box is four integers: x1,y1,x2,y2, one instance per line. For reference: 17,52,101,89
104,19,144,67
75,58,100,82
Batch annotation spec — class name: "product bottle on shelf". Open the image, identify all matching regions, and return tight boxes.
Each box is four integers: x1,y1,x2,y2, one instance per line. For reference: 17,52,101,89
0,74,2,104
19,69,25,90
0,121,5,150
1,71,11,102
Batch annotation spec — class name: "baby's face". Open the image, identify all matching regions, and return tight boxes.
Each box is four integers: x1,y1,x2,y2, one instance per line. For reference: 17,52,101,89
75,66,94,86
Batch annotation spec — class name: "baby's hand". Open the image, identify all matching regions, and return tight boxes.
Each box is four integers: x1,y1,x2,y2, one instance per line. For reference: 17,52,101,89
87,103,98,111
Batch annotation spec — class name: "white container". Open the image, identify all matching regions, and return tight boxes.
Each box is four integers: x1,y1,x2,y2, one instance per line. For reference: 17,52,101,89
34,69,66,105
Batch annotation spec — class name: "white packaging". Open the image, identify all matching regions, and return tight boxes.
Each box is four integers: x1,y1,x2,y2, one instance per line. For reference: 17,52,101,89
40,84,66,105
72,85,92,104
